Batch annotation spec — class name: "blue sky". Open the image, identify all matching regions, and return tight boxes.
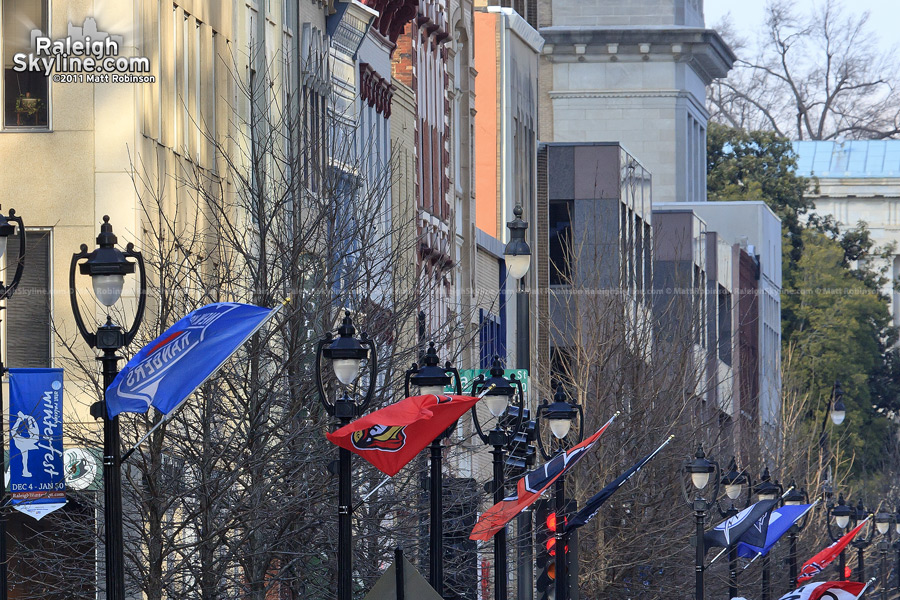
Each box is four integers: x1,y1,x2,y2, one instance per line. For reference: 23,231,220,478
704,0,900,55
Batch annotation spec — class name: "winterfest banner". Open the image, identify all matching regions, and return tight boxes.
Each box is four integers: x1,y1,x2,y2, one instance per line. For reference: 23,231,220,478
8,369,66,520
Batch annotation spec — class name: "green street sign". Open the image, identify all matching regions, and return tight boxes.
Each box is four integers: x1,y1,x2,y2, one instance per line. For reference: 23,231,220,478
445,368,529,396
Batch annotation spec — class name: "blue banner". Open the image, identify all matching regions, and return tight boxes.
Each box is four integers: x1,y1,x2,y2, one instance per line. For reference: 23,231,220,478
106,302,279,418
8,368,66,520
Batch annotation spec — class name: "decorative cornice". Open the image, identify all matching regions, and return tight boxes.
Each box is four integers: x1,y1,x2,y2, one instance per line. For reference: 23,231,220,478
362,0,418,43
360,62,394,117
539,26,735,84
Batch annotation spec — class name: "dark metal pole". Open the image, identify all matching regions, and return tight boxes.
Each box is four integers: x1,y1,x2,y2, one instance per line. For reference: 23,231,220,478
0,355,7,600
555,477,567,600
762,554,770,600
493,443,507,600
858,546,865,583
880,543,888,600
516,280,533,600
840,549,846,581
789,529,798,590
101,345,125,600
395,547,405,600
338,425,352,600
429,439,443,596
728,546,738,599
694,500,706,600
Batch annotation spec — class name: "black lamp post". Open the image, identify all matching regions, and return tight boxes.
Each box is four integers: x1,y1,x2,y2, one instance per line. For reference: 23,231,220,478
874,509,892,600
0,209,25,600
819,381,846,449
470,356,525,600
783,481,810,590
826,493,854,581
894,506,900,594
717,458,752,599
314,310,377,600
404,341,461,597
505,202,533,600
681,445,719,600
536,383,583,600
69,216,147,600
755,468,783,600
848,500,875,582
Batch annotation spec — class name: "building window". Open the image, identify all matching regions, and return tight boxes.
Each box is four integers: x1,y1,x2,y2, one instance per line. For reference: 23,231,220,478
2,0,49,129
549,200,572,285
718,286,732,366
479,310,505,369
7,229,51,367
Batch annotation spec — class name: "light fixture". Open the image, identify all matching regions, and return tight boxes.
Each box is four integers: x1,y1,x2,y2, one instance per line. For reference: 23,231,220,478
541,383,579,440
687,445,714,490
721,457,747,500
830,381,846,425
77,216,135,307
504,204,532,280
322,312,369,386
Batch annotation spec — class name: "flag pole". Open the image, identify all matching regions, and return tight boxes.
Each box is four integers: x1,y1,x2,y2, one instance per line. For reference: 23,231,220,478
352,475,392,512
120,300,289,463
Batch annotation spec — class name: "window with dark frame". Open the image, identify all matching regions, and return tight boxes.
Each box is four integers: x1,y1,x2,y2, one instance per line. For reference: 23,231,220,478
7,230,51,368
3,0,50,129
548,199,572,286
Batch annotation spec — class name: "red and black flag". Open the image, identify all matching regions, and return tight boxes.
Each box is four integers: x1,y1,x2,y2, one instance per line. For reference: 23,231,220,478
469,413,618,541
326,394,481,476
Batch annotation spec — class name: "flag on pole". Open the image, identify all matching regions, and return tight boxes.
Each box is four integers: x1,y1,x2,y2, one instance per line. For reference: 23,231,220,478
703,499,779,551
566,435,672,532
798,518,870,583
326,394,483,476
469,413,618,541
736,503,814,557
777,580,869,600
106,302,281,419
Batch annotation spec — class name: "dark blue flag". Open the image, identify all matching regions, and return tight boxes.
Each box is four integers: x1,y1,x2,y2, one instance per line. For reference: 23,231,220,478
106,302,280,418
566,436,672,532
9,368,66,520
704,499,779,551
737,504,813,558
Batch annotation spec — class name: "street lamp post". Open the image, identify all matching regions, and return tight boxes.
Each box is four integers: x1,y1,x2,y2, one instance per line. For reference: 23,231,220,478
505,202,533,600
470,356,525,600
681,445,720,600
404,342,461,596
755,468,782,600
535,383,583,600
69,216,147,600
0,209,26,600
718,458,752,599
826,493,854,581
874,510,892,600
314,310,377,600
848,500,875,582
783,481,810,591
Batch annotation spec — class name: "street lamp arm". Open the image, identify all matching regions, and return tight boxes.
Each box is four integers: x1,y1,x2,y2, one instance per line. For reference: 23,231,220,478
0,211,26,300
69,244,97,348
359,333,377,414
468,375,491,445
534,401,551,461
315,335,334,416
122,244,146,347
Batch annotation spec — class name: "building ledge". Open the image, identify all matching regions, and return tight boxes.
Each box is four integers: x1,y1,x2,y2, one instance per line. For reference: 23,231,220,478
539,26,735,84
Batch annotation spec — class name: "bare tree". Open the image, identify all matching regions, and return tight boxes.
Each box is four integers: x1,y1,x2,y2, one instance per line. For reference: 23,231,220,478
709,0,900,140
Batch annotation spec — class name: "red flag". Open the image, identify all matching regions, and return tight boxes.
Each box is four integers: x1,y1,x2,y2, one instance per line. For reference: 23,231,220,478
469,414,617,541
326,394,480,476
776,580,868,600
797,517,869,583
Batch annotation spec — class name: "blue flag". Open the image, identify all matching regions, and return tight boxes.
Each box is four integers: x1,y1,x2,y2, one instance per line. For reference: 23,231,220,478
9,368,66,520
737,504,813,558
106,302,279,418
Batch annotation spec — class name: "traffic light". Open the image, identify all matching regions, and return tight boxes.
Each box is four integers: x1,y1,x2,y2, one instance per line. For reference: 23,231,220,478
535,499,556,600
